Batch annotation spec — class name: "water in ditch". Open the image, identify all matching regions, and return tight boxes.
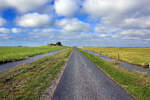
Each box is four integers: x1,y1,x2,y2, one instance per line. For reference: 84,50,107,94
83,49,150,75
0,50,61,73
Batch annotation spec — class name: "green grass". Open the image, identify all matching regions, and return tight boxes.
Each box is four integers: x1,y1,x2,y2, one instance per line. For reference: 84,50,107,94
0,48,72,100
79,47,150,67
0,46,66,63
79,49,150,100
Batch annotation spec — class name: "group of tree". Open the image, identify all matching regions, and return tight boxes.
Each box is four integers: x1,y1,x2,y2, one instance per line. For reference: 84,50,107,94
48,42,63,46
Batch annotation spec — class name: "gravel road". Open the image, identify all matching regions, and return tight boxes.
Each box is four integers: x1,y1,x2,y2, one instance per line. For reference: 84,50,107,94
52,49,135,100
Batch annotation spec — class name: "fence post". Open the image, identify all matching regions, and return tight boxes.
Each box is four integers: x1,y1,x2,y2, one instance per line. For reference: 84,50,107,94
117,48,120,60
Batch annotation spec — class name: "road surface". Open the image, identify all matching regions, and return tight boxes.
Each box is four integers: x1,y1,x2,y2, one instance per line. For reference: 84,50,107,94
52,49,135,100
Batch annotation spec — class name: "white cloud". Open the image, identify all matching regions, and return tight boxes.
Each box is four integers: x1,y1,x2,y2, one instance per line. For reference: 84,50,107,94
83,0,133,17
16,13,51,27
0,28,10,34
53,29,94,41
28,28,58,39
32,28,59,34
0,0,150,46
54,0,80,16
113,29,150,40
120,17,150,29
95,25,120,34
11,28,22,33
0,27,23,34
0,1,9,9
0,34,10,39
99,34,108,37
2,0,50,12
82,0,150,41
83,0,150,28
56,18,91,32
0,17,6,26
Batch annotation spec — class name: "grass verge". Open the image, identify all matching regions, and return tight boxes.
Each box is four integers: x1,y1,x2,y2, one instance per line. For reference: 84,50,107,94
79,49,150,100
0,48,72,100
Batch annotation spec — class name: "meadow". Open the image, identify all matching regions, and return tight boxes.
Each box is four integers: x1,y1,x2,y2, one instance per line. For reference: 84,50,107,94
80,47,150,67
0,46,65,63
0,48,72,100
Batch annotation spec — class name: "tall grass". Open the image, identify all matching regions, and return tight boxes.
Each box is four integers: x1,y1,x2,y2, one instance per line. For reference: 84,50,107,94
0,46,65,63
79,47,150,67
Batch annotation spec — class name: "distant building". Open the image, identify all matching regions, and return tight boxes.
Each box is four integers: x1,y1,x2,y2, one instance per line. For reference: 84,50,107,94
48,42,63,46
56,42,62,46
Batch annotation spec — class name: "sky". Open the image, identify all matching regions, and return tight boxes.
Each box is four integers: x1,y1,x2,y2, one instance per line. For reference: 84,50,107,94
0,0,150,47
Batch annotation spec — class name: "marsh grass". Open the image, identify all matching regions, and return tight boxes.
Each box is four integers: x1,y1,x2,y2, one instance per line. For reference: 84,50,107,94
0,48,72,100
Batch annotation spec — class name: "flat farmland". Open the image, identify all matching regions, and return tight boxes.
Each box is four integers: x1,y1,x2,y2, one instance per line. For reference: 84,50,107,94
80,47,150,67
0,46,65,63
0,48,72,100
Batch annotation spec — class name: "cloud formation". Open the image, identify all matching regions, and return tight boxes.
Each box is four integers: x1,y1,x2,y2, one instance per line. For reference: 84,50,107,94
83,0,150,28
0,28,10,34
119,17,150,29
54,0,80,16
0,0,150,46
16,13,51,27
113,29,150,40
0,0,50,12
56,18,91,32
11,28,22,33
82,0,150,41
95,25,119,34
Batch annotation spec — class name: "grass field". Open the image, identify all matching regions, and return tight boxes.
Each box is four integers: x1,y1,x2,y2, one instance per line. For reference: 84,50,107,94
80,49,150,100
0,48,72,100
0,46,66,63
79,47,150,67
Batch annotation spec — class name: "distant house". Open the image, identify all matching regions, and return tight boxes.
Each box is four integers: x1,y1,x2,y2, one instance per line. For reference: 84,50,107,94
48,42,63,46
56,42,62,46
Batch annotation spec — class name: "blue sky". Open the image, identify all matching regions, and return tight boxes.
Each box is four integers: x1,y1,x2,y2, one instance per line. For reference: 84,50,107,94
0,0,150,47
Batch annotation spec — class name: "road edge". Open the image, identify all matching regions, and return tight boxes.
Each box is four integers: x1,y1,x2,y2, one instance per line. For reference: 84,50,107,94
40,49,74,100
79,49,136,100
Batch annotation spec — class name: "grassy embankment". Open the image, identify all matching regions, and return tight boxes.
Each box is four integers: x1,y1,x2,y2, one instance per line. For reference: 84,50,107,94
0,48,72,100
80,47,150,67
0,46,66,63
79,49,150,100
